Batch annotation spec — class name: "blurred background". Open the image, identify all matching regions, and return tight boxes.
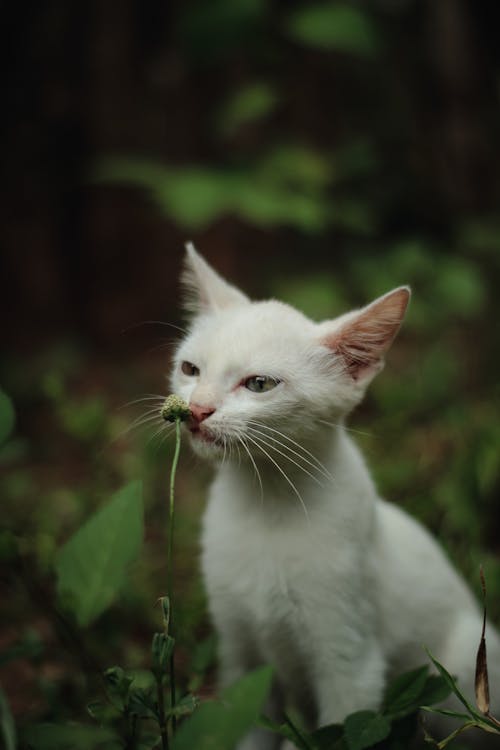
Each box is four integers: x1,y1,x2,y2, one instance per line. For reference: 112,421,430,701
1,0,500,735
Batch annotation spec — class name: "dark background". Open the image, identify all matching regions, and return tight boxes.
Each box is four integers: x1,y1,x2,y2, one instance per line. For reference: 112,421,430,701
2,0,500,733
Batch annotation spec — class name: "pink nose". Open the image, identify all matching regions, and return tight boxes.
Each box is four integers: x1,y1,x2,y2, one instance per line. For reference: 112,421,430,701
189,403,216,425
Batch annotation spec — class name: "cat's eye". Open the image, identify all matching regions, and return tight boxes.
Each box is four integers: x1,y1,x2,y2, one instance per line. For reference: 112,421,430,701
244,375,280,393
181,361,200,376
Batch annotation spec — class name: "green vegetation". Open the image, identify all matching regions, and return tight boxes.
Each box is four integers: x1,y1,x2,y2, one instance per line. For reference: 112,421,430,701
1,373,499,747
3,0,500,747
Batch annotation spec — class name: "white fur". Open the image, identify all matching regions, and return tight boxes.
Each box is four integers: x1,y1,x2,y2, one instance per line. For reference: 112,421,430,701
171,246,500,749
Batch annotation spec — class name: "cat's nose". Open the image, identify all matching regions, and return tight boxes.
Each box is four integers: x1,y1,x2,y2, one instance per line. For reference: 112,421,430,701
189,403,216,425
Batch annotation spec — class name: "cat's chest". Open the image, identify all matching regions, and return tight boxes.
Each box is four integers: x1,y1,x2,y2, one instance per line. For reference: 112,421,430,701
200,480,355,621
201,506,314,663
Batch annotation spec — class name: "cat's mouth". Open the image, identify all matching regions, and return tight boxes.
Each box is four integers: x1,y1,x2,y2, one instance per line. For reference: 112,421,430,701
188,425,224,449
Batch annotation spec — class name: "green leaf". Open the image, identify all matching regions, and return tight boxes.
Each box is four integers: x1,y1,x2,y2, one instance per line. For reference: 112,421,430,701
96,157,328,232
420,706,473,722
383,665,429,719
103,666,133,706
152,633,175,676
128,687,158,719
166,694,199,718
344,710,391,750
218,83,278,135
0,685,16,750
418,675,452,708
310,722,345,749
286,3,381,57
20,723,119,750
258,715,306,747
0,390,15,447
172,666,273,750
87,700,122,722
424,649,476,716
424,650,499,732
284,713,315,750
256,145,332,189
56,481,143,626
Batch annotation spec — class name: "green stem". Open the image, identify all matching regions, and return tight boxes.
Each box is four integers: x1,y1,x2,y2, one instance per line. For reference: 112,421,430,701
167,418,181,734
156,675,170,750
168,419,181,605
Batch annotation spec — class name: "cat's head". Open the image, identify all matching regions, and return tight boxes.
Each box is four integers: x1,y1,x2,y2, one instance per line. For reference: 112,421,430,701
171,244,410,460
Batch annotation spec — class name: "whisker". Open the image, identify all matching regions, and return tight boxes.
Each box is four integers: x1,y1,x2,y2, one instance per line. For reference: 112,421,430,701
147,341,178,356
121,320,187,335
111,410,163,443
148,420,174,449
126,405,164,425
316,419,374,438
118,394,166,410
245,434,309,522
156,423,175,452
246,425,332,484
246,429,323,488
238,435,264,503
246,420,334,482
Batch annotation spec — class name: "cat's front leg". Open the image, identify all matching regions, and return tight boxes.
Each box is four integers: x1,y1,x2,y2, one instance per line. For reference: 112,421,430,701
314,638,386,727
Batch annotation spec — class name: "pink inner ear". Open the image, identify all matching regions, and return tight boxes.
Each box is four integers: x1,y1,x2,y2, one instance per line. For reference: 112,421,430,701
324,288,410,379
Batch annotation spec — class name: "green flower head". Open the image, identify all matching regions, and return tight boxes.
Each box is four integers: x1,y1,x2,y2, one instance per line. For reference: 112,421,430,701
161,394,191,423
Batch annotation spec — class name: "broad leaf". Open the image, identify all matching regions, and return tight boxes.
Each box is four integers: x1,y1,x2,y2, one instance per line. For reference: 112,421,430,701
128,687,158,719
286,3,381,57
172,666,272,750
310,723,345,749
166,694,199,718
418,675,451,707
56,481,143,626
218,83,278,135
344,710,391,750
383,665,429,719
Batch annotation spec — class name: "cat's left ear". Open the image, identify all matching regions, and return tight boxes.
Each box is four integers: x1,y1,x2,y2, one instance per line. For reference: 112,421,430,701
318,287,410,381
182,242,250,313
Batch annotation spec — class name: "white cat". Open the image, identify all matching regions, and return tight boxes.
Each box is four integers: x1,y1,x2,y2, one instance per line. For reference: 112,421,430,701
171,244,500,749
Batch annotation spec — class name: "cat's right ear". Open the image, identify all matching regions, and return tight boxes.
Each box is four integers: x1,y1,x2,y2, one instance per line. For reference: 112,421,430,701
317,286,410,383
182,242,250,314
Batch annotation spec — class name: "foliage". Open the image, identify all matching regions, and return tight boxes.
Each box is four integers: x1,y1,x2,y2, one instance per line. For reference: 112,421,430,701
56,482,144,627
3,0,500,746
422,650,500,747
172,666,273,750
1,380,482,750
260,664,451,750
95,152,331,233
285,2,381,57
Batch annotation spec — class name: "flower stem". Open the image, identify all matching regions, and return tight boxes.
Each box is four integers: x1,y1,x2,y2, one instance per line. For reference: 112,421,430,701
167,417,182,733
168,419,181,604
156,674,170,750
